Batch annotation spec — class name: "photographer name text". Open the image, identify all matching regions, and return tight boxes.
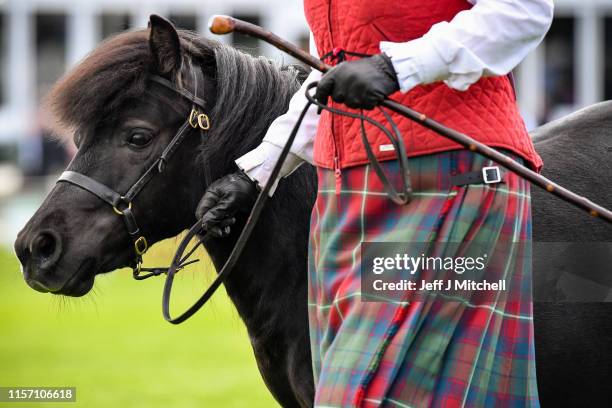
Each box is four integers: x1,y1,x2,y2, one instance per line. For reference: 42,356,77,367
372,279,506,292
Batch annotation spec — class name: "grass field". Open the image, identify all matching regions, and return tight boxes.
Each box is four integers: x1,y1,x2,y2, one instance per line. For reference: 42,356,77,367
0,240,278,407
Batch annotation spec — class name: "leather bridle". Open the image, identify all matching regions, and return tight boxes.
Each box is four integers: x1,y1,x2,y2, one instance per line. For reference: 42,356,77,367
57,69,211,279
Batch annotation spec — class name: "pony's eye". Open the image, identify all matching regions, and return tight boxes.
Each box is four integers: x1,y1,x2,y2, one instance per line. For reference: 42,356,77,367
127,129,153,148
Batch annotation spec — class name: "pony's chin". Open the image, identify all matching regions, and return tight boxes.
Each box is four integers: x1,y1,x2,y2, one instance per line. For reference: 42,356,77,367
52,259,97,297
54,274,95,297
52,253,131,296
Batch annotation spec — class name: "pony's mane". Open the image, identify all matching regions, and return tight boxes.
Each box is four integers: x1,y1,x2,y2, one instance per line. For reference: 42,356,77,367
45,28,304,173
203,38,304,172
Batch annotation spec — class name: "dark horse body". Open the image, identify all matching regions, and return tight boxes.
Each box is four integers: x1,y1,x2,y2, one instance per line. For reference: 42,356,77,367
14,18,612,407
530,104,612,407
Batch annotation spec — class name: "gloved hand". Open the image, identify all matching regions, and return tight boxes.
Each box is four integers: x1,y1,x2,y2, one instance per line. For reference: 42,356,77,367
195,171,259,238
315,53,400,110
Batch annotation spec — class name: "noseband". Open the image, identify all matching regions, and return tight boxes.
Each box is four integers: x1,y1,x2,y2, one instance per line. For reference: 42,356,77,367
57,69,210,278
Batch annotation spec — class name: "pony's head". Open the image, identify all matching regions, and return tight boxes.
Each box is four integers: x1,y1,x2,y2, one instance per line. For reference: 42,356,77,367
14,15,301,296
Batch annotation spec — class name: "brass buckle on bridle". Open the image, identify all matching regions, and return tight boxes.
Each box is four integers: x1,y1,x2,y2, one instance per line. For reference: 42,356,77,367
134,236,148,256
131,238,151,280
189,108,211,130
112,201,132,215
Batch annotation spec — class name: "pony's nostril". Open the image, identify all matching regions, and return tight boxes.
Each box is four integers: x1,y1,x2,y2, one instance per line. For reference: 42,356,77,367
30,230,62,269
34,234,55,258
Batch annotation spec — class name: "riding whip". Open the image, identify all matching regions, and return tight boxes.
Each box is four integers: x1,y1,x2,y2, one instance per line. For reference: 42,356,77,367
208,15,612,225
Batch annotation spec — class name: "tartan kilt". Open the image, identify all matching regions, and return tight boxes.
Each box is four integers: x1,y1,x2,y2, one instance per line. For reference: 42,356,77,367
307,149,539,407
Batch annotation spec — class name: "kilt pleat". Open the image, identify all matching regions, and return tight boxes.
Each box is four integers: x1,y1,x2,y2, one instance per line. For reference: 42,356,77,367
307,149,538,407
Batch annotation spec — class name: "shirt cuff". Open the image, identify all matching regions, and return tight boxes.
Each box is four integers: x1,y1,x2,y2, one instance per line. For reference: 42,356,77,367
380,38,449,93
235,141,304,197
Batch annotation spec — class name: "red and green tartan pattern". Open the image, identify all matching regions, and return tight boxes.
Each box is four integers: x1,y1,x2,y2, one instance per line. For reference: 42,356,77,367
307,149,538,407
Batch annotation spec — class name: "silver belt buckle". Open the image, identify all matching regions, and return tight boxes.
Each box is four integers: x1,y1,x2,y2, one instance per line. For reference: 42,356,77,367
482,166,502,184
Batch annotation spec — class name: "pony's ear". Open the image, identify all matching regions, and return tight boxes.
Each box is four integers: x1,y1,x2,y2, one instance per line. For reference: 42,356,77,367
148,15,182,75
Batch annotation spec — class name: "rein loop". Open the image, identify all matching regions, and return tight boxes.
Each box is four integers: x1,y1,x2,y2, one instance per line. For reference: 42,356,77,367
162,82,417,324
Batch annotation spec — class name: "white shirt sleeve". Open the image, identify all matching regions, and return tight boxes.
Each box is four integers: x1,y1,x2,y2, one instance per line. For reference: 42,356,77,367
235,33,321,196
380,0,554,92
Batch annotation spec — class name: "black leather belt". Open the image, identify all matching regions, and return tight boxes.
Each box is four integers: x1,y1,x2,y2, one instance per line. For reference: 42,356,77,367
451,166,503,186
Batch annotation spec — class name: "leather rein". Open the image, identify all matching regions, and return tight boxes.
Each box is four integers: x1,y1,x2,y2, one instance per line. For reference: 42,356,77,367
160,81,415,324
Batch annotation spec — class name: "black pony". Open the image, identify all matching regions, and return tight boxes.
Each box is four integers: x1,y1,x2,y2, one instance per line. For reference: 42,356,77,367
15,16,315,406
14,16,612,407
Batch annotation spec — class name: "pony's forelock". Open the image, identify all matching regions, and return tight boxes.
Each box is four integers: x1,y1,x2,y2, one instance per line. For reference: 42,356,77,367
43,29,216,141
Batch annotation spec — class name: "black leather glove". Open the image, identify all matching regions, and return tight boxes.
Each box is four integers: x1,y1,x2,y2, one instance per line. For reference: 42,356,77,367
195,171,258,238
315,53,400,110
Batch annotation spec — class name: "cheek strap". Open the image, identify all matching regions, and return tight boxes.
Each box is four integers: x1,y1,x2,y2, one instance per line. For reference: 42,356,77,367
57,170,146,256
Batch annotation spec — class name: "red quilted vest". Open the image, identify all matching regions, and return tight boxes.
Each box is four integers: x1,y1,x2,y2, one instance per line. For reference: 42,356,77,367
304,0,543,172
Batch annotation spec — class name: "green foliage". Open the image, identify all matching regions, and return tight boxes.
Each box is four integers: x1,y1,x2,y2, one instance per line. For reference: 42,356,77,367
0,244,278,407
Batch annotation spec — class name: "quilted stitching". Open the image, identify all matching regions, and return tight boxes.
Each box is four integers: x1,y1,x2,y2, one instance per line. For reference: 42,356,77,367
304,0,543,171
